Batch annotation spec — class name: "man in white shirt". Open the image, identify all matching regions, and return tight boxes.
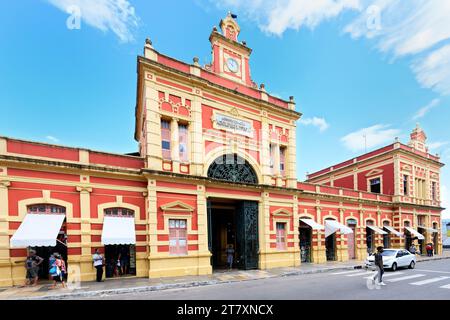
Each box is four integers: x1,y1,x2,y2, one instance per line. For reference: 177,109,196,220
92,249,105,282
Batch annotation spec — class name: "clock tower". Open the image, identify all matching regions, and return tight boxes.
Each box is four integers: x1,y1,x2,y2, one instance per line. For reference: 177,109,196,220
209,13,255,87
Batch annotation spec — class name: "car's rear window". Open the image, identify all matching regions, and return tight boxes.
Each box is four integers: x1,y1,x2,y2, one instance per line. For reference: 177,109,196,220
381,250,396,256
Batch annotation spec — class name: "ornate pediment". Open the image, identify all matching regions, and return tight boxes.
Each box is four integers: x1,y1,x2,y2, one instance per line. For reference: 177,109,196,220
228,107,240,117
402,164,412,172
272,208,292,217
365,169,383,177
161,201,194,213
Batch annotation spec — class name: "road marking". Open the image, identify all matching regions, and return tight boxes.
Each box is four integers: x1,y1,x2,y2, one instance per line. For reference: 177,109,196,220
364,272,405,279
331,270,363,275
346,271,373,277
410,276,450,286
439,284,450,289
415,269,450,274
386,274,425,282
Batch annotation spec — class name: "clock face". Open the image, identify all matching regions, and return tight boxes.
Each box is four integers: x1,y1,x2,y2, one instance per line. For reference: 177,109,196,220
226,58,239,73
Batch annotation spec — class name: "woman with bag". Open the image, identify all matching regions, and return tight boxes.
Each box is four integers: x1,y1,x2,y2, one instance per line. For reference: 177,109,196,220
49,253,63,289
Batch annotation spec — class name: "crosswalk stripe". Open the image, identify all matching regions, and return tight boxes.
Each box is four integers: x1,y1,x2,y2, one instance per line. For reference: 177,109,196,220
386,274,425,282
331,270,363,275
346,271,373,277
364,272,405,279
410,276,450,286
439,284,450,289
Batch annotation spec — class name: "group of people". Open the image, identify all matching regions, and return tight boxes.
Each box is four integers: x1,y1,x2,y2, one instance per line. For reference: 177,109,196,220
409,243,434,256
24,250,67,289
92,248,132,282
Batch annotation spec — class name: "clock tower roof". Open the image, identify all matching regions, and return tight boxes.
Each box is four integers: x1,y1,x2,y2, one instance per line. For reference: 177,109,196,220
209,13,255,87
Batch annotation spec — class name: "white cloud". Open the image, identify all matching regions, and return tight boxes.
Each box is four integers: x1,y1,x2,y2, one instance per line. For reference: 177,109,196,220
217,1,450,95
217,0,361,36
47,0,139,42
344,1,450,96
299,117,329,132
412,98,440,120
427,141,449,151
46,135,60,143
341,124,400,152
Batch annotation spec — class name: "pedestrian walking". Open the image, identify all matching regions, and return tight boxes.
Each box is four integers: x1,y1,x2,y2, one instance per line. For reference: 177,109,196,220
225,244,235,270
92,249,105,282
57,253,67,288
372,246,386,286
25,250,43,286
49,253,63,289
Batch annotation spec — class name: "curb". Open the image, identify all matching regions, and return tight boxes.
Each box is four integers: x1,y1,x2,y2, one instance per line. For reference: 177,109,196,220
16,256,450,300
23,264,364,300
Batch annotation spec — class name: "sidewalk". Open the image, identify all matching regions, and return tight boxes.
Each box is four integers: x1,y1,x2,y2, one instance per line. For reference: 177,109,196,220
2,251,449,300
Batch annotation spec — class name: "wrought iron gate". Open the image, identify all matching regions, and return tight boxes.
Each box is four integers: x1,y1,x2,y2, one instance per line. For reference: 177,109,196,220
236,201,259,270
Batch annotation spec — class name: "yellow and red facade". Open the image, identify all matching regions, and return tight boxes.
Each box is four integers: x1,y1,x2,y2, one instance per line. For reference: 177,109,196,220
0,14,444,286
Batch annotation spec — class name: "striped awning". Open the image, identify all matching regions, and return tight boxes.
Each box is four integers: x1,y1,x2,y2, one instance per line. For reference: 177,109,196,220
101,216,136,245
383,226,403,237
300,218,325,230
325,220,353,237
405,227,425,240
366,225,388,235
10,214,65,248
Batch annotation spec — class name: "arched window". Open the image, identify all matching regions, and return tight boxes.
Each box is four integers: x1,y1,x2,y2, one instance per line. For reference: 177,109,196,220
104,207,135,217
207,154,258,184
27,204,66,214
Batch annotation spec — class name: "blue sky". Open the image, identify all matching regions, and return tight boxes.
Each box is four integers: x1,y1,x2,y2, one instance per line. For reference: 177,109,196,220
0,1,449,217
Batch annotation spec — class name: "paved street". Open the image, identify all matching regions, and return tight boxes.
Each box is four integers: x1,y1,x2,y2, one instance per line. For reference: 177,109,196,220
77,259,450,300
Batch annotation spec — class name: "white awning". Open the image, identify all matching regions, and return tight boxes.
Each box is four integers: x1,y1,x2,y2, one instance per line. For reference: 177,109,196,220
405,227,425,240
300,218,325,230
10,214,65,248
325,220,353,237
418,225,439,233
383,226,403,237
101,216,136,245
366,225,388,235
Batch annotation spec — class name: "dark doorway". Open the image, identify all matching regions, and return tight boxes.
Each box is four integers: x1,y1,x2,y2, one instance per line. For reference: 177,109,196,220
366,227,375,253
418,227,425,254
208,199,259,270
299,221,312,263
405,230,412,250
325,234,336,261
104,245,136,278
33,220,67,280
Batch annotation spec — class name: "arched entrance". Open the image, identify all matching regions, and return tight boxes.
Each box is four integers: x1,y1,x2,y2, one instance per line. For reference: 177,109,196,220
207,154,258,184
347,219,357,259
299,218,312,263
103,207,137,278
206,155,259,270
27,204,68,281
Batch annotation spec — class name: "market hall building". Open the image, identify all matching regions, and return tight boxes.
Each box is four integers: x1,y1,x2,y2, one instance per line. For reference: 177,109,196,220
0,14,445,286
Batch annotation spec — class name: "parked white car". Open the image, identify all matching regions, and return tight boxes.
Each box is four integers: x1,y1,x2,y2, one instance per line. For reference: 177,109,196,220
365,249,416,271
